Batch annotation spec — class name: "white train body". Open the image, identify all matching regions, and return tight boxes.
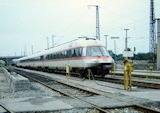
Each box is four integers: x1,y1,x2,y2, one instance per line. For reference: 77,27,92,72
16,38,114,76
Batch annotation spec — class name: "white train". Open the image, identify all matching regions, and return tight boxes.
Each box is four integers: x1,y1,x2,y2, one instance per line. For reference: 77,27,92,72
16,37,114,77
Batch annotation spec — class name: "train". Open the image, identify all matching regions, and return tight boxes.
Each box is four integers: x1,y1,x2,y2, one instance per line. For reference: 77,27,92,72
16,37,114,77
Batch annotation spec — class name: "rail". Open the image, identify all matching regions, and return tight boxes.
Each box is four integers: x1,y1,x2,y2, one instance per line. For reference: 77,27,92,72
111,71,160,79
96,76,160,89
0,104,12,113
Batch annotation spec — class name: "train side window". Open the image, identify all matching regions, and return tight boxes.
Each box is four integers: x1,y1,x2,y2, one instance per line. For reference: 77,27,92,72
57,53,60,59
43,55,47,60
67,50,72,58
59,52,63,58
65,51,68,58
77,47,83,57
62,51,66,59
47,55,49,60
63,51,65,58
54,53,57,59
82,47,86,56
51,53,54,59
50,54,52,59
78,48,82,56
53,53,56,59
40,56,43,61
74,48,79,57
72,49,76,57
56,53,59,59
86,47,91,56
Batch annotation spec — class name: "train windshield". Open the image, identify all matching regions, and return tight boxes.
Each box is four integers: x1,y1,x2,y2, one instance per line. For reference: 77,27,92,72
86,46,110,57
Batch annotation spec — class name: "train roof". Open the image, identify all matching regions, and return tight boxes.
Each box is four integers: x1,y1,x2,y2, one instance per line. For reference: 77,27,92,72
17,38,104,61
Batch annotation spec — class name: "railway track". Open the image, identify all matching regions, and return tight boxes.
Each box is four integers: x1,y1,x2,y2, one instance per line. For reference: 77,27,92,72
13,68,108,113
12,68,160,113
111,71,160,80
0,104,12,113
96,76,160,89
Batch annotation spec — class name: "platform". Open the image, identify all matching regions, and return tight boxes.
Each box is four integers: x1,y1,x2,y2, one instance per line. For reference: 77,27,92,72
2,68,30,92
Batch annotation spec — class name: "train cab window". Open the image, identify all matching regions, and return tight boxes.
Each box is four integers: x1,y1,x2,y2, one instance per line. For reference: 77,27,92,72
86,46,110,57
87,47,100,56
99,47,110,56
87,46,102,56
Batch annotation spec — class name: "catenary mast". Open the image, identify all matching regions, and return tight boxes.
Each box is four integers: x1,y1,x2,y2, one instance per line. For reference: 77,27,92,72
149,0,156,62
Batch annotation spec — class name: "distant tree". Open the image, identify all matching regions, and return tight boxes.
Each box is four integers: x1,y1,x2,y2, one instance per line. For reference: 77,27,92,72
108,50,153,61
117,54,124,60
108,50,114,58
134,52,152,60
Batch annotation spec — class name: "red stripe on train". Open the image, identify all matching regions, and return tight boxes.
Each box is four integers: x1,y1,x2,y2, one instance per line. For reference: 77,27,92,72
19,56,112,64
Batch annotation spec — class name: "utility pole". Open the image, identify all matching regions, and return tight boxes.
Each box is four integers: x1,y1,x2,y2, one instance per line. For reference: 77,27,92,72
88,5,100,40
111,37,120,60
46,37,49,49
21,49,22,56
96,5,100,40
157,18,160,70
124,29,129,51
52,34,55,48
104,35,108,50
111,37,120,70
31,45,33,55
149,0,156,62
24,45,27,56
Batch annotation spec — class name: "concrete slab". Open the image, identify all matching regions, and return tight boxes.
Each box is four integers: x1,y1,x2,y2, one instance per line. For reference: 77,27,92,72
79,95,133,108
0,96,73,112
0,95,134,112
0,106,6,113
122,91,160,101
2,68,30,92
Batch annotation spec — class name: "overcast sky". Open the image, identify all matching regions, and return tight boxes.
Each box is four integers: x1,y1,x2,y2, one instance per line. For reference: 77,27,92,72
0,0,160,56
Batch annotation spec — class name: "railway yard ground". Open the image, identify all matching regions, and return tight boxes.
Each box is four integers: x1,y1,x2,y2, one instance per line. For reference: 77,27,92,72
0,67,160,113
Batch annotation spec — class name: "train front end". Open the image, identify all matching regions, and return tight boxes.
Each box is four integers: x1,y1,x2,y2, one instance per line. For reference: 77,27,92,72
84,44,114,77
